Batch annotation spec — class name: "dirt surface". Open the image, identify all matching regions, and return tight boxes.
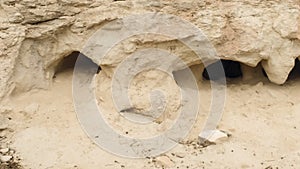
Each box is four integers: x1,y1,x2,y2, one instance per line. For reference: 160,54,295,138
1,1,300,168
0,66,299,169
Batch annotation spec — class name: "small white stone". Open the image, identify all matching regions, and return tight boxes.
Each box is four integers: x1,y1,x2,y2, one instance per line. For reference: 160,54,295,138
199,129,229,144
0,148,9,154
0,155,12,162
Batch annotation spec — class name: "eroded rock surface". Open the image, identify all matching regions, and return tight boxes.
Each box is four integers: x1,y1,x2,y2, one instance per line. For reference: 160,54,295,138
1,0,300,100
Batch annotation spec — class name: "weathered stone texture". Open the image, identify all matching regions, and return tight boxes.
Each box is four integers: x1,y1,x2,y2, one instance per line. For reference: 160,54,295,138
1,0,300,99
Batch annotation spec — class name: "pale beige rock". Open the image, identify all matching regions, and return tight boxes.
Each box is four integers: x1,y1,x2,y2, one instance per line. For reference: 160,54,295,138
199,129,229,144
0,148,9,154
0,155,12,162
155,155,175,168
0,0,300,99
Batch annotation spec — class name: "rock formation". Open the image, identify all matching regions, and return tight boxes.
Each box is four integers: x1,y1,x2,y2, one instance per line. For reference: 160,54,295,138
1,0,300,100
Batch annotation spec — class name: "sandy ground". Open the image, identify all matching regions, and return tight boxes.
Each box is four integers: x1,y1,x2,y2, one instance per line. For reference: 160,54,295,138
0,65,300,169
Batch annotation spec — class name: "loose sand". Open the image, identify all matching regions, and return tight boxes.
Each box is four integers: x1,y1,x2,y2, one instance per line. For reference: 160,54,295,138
1,65,300,169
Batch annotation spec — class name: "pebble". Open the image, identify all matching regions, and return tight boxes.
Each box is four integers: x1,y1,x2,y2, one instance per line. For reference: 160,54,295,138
0,148,9,154
199,129,229,144
155,155,175,168
0,155,12,162
256,82,264,87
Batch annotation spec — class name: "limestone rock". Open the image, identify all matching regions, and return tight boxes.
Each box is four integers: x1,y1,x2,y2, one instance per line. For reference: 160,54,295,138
199,129,229,144
0,0,300,100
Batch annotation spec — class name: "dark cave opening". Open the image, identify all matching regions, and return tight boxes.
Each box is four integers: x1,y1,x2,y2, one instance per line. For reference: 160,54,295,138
54,51,79,75
202,60,243,81
287,58,300,81
53,51,101,78
173,60,270,87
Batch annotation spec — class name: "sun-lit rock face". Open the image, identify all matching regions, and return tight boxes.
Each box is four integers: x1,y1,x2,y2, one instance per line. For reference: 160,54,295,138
1,0,300,100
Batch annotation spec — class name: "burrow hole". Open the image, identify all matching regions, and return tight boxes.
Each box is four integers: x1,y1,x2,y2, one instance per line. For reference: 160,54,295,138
53,51,101,78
